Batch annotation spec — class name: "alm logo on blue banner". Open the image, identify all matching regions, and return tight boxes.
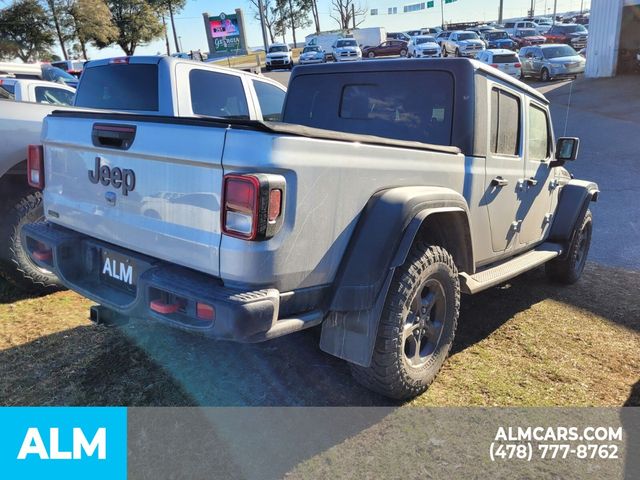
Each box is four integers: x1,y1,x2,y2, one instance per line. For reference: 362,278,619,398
0,407,126,479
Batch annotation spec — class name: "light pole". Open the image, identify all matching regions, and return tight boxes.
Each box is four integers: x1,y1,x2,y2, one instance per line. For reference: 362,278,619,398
552,0,557,25
440,0,444,29
498,0,504,24
257,0,269,51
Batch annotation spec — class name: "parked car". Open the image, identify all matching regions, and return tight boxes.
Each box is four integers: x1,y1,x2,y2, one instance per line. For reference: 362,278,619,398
408,36,441,58
482,30,517,50
265,43,293,71
24,58,597,400
0,62,79,88
504,20,544,36
435,30,452,46
520,44,586,81
0,78,75,104
475,49,522,79
512,28,546,48
387,32,411,42
544,24,589,51
0,56,286,291
50,60,86,77
362,40,408,58
532,17,554,33
298,45,326,65
332,38,362,62
441,31,486,57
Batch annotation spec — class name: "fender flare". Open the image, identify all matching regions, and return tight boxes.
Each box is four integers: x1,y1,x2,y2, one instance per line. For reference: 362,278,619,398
548,179,599,256
320,186,473,367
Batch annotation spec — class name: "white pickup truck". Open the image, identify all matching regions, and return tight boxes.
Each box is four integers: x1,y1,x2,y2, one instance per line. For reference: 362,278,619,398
0,78,76,104
0,57,285,290
24,58,597,399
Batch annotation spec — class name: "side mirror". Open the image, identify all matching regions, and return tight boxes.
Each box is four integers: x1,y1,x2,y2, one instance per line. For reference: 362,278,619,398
555,137,580,161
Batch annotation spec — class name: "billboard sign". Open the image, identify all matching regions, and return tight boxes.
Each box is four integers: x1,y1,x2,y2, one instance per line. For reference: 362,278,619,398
208,12,241,53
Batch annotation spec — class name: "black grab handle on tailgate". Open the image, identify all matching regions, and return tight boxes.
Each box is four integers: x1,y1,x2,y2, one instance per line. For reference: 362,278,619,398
92,124,137,150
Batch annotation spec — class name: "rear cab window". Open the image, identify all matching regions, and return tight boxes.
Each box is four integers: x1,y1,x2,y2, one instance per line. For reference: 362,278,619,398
189,69,249,119
0,81,15,100
74,63,159,111
284,71,454,146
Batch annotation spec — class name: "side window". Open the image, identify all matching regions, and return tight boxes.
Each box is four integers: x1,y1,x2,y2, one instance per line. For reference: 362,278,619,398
490,88,521,156
252,80,286,122
528,104,550,160
189,69,249,119
0,83,15,100
34,87,75,105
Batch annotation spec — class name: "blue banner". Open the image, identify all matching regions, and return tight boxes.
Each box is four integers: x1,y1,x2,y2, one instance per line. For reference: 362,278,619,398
0,407,126,479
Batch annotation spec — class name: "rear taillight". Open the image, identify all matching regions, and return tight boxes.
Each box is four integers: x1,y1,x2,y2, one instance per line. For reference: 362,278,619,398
27,144,44,189
515,63,522,68
490,63,499,68
222,174,285,240
109,57,130,64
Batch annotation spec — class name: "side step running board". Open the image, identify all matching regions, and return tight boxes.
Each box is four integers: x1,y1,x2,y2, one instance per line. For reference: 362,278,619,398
460,243,563,294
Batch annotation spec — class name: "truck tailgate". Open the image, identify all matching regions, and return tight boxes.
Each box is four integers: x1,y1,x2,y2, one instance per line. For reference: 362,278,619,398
42,114,225,276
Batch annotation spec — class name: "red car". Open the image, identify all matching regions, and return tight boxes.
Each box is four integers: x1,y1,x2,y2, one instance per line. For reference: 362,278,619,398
544,23,589,51
511,28,546,48
362,40,408,59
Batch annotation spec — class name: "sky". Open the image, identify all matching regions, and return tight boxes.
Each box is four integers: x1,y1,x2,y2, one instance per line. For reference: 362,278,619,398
75,0,591,60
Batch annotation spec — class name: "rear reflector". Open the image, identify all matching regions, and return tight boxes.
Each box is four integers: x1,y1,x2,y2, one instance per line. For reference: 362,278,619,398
197,303,215,321
268,189,282,222
27,144,44,189
150,300,180,315
32,242,52,262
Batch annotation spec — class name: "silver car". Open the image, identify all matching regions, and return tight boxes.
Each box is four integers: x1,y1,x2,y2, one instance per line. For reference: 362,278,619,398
520,44,586,82
298,45,326,65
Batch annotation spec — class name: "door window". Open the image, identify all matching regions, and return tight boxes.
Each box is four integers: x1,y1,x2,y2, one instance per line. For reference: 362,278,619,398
528,104,550,160
252,80,286,121
490,88,521,156
34,86,75,105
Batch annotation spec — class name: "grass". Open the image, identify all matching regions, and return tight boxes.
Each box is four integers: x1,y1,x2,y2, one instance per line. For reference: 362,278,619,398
0,262,637,407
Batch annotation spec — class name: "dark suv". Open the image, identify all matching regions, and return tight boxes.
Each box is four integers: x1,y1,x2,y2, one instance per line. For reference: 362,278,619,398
545,24,588,50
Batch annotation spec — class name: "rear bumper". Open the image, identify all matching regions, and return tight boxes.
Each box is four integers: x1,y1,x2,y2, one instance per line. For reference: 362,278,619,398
22,222,322,342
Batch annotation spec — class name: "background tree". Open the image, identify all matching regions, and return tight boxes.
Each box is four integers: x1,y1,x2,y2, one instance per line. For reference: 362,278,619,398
0,0,55,61
41,0,73,60
330,0,366,29
65,0,118,59
99,0,163,55
249,0,286,44
275,0,312,47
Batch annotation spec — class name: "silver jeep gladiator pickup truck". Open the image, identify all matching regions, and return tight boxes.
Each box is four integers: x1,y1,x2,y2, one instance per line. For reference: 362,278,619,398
23,58,598,399
1,56,285,290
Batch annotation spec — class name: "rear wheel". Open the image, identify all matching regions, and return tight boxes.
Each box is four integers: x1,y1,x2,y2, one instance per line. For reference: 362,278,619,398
540,67,551,82
400,49,407,57
350,244,460,400
368,51,375,58
0,191,63,291
546,210,592,284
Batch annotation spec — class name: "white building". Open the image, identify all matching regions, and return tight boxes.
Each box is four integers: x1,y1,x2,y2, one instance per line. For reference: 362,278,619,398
585,0,640,77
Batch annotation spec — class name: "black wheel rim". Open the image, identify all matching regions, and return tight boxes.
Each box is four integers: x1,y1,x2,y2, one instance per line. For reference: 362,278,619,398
403,278,447,368
574,223,591,274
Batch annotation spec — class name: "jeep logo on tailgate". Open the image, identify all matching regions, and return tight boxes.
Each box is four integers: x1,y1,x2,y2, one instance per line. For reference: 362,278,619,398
88,157,136,196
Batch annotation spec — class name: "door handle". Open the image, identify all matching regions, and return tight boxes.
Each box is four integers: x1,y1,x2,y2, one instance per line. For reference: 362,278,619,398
526,177,538,186
491,176,509,187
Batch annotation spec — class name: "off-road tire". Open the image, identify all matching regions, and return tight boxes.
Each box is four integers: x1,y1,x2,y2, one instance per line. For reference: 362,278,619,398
350,244,460,400
0,191,63,291
546,210,592,284
540,67,550,82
